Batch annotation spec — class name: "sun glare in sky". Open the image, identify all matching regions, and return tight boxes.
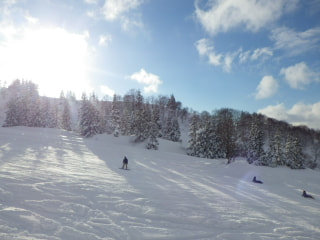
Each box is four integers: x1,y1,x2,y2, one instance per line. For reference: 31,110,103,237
1,27,91,97
0,0,319,129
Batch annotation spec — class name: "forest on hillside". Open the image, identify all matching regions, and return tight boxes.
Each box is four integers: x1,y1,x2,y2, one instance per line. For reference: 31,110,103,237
0,80,319,169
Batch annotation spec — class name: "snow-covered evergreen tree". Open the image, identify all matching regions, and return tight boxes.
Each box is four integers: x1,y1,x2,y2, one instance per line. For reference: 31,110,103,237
91,92,107,134
247,118,265,165
48,100,59,128
266,129,284,167
171,118,181,142
146,109,160,150
152,104,162,137
162,94,181,142
309,137,320,168
194,127,213,158
237,111,252,156
61,99,72,131
163,116,181,142
192,113,207,158
111,94,121,136
3,80,42,127
132,91,148,142
144,103,152,135
58,92,72,131
78,93,101,137
40,97,50,128
216,109,237,160
120,108,131,135
187,112,198,156
29,97,42,127
285,135,305,169
285,135,294,167
3,99,19,127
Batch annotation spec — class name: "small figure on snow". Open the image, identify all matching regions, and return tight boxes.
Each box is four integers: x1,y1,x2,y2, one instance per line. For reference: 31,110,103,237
252,176,263,184
302,190,314,199
122,156,128,169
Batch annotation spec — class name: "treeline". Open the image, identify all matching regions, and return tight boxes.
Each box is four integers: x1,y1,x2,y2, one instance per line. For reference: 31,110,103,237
1,80,319,168
1,80,74,130
187,109,320,169
1,80,186,150
77,89,186,149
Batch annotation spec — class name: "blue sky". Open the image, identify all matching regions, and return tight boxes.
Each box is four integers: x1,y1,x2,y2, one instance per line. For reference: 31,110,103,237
0,0,320,129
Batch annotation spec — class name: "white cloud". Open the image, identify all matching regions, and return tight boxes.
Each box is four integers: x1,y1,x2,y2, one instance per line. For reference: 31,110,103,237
1,0,16,9
87,10,96,18
195,0,298,36
121,16,144,32
84,0,97,4
195,39,272,72
239,50,251,63
280,62,318,89
288,102,320,129
195,38,222,66
208,52,222,66
83,30,90,39
195,38,213,56
25,15,38,24
129,68,163,93
0,3,20,40
102,0,143,31
100,85,115,97
271,27,320,55
224,51,240,72
223,54,233,72
103,0,141,21
99,34,112,46
259,102,320,130
258,103,288,121
238,47,273,63
255,75,279,99
251,47,273,61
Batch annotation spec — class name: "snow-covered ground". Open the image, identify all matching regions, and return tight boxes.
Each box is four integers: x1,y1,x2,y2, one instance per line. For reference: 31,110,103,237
0,127,319,240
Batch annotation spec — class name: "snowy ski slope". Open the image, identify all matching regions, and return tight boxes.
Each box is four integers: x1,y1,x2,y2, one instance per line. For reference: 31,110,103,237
0,127,319,239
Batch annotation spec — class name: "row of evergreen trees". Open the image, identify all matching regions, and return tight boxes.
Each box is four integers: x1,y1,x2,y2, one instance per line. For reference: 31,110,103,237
188,109,236,160
3,80,72,130
2,80,184,150
77,89,184,150
187,109,320,169
1,80,319,169
247,119,304,169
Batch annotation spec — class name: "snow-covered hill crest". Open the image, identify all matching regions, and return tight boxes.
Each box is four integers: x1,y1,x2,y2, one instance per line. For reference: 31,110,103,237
0,127,319,239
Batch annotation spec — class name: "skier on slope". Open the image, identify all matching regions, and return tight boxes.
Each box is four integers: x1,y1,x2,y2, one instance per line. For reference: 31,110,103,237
122,156,128,169
302,190,314,199
252,176,263,184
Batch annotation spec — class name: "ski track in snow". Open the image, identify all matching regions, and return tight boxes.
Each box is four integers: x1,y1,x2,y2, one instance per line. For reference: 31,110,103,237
0,127,319,240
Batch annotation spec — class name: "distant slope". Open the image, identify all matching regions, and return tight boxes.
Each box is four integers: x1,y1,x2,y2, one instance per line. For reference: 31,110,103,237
0,127,319,240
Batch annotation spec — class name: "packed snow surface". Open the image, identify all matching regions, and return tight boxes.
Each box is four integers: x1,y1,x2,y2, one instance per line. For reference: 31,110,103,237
0,127,319,240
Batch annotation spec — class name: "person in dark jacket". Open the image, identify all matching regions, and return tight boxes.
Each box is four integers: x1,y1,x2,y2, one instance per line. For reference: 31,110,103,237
252,176,263,184
302,190,314,199
122,156,128,169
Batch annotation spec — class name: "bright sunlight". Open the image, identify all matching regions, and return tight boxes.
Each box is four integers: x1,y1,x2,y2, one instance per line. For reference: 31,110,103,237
0,27,91,97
